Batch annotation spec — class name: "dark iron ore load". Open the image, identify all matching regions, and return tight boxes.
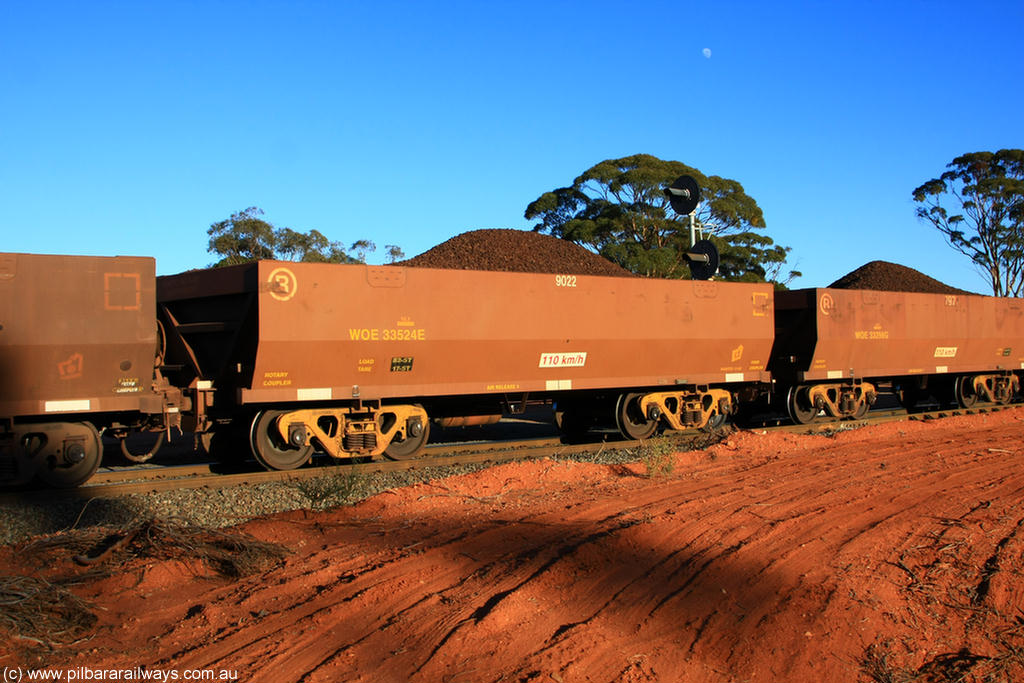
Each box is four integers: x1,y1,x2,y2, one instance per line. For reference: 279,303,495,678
828,260,974,295
400,229,974,295
398,229,634,277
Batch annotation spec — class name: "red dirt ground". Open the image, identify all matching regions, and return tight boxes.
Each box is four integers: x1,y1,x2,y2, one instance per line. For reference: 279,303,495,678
4,409,1024,683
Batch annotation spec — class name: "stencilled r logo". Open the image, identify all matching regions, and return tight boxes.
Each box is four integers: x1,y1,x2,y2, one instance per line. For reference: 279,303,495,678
267,267,298,302
819,293,836,316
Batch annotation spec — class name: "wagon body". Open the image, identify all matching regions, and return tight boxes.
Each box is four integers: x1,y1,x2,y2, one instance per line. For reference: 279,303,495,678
157,261,775,408
771,288,1024,383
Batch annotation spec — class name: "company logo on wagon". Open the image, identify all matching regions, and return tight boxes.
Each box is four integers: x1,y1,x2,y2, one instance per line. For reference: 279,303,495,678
539,352,588,368
267,267,297,302
819,293,836,316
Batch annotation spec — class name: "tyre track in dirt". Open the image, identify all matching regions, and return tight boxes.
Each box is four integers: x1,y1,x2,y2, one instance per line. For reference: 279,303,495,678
20,409,1024,682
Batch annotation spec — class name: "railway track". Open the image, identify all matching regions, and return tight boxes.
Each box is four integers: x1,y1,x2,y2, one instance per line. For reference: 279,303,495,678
0,435,587,502
3,401,1020,505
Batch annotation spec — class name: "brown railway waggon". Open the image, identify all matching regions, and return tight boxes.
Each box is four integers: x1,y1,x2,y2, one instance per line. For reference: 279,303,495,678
1,250,1022,488
156,261,775,471
769,288,1024,423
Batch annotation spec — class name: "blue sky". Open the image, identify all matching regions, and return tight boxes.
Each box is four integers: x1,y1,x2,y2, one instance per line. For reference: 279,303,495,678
1,1,1021,293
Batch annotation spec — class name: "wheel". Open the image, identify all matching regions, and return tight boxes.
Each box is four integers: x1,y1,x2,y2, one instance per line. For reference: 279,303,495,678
36,422,102,488
701,412,728,432
616,393,658,440
119,431,165,463
250,410,313,470
786,386,818,425
853,398,870,419
384,411,430,460
955,376,978,409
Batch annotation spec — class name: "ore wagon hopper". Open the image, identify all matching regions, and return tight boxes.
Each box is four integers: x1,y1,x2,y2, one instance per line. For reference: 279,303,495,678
158,261,775,470
770,288,1024,423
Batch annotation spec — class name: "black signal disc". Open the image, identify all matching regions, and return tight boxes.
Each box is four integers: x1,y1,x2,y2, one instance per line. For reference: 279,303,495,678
665,175,701,215
688,239,719,280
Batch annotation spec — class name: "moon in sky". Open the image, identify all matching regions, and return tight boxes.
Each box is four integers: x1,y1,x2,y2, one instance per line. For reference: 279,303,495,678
702,48,712,59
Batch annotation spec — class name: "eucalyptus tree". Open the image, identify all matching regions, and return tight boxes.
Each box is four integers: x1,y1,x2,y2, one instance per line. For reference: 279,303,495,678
913,149,1024,297
207,207,361,267
525,154,798,284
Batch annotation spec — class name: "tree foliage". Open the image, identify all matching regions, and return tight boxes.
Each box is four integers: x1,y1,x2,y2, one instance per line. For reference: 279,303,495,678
913,149,1024,297
207,207,361,267
524,154,798,284
348,239,376,263
384,244,405,263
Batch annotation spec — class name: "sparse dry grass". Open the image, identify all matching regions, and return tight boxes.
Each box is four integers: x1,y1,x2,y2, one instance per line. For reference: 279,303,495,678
24,517,291,578
0,574,95,646
285,467,369,510
635,439,677,478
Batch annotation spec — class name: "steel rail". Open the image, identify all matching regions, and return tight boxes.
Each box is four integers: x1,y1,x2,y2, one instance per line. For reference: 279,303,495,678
2,403,1020,504
0,436,617,502
84,435,568,486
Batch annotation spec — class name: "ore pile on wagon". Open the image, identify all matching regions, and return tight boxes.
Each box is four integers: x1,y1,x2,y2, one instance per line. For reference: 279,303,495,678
829,260,973,295
398,228,635,277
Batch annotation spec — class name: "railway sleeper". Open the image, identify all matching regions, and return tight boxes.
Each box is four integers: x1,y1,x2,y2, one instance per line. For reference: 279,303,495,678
273,403,429,460
639,388,734,432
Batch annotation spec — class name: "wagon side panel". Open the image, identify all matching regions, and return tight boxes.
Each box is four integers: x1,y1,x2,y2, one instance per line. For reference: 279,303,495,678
0,253,157,419
241,263,775,404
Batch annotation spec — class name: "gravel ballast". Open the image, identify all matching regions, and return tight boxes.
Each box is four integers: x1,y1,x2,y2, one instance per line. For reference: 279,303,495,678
0,466,489,546
0,436,685,547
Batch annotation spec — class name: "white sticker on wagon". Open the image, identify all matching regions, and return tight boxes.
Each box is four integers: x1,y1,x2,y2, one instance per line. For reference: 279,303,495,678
725,373,744,382
827,370,844,379
297,388,332,401
934,346,958,358
539,352,587,368
545,379,573,391
935,366,948,373
44,399,91,412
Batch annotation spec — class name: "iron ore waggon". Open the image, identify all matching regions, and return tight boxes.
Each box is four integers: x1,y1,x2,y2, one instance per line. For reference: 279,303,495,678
770,288,1024,423
156,261,775,470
